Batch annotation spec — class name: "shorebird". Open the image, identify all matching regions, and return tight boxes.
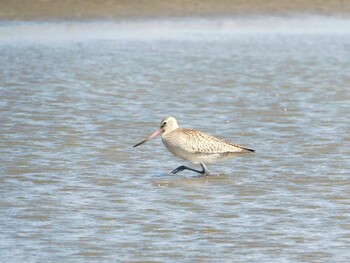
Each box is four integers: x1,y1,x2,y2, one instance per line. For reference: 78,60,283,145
133,117,254,176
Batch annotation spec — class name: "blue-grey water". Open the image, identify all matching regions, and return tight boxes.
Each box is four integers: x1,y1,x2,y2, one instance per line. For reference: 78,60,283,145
1,17,349,262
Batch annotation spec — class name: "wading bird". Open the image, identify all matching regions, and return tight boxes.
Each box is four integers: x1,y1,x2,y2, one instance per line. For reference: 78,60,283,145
133,117,254,176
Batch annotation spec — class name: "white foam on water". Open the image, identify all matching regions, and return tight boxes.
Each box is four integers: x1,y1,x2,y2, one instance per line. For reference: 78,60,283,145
1,15,350,43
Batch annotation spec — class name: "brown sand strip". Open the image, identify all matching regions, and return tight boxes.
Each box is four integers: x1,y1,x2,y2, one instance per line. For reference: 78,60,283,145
1,0,350,21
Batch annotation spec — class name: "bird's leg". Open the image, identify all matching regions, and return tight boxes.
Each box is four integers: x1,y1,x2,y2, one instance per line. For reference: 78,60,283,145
171,163,211,176
171,165,205,175
200,163,211,176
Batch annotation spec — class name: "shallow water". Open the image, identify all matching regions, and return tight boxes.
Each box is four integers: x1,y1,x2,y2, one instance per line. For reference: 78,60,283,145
1,18,350,262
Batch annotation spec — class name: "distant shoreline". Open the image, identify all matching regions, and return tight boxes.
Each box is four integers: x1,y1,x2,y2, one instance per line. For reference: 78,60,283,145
1,0,350,21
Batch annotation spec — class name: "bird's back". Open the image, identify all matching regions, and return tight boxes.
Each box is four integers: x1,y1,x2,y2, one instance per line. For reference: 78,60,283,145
163,128,254,154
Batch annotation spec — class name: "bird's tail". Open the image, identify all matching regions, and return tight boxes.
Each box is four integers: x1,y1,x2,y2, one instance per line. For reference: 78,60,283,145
242,147,255,152
227,142,255,153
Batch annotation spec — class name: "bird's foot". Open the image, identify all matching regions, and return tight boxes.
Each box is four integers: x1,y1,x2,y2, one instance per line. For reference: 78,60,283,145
203,171,211,176
171,165,188,174
171,165,205,175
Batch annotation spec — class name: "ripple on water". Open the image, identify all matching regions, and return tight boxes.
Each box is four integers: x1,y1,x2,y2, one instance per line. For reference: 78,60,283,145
1,23,350,262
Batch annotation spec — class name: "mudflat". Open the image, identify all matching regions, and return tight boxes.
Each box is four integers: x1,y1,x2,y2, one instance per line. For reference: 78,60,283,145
1,0,350,20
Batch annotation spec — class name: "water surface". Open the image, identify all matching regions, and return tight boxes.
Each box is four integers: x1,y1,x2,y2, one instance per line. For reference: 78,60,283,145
1,18,349,262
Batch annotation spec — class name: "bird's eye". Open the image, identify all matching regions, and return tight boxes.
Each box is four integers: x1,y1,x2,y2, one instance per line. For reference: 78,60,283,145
163,121,167,126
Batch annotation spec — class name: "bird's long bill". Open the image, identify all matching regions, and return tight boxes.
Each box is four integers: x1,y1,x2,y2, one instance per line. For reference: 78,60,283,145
133,128,163,147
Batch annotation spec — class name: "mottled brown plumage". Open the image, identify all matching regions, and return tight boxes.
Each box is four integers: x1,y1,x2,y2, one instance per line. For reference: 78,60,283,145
163,127,252,154
134,117,254,175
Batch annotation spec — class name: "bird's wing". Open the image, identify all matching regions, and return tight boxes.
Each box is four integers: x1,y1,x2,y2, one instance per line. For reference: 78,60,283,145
174,128,254,154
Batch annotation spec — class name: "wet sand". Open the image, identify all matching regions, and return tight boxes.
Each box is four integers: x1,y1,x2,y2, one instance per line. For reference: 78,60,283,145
1,0,350,20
